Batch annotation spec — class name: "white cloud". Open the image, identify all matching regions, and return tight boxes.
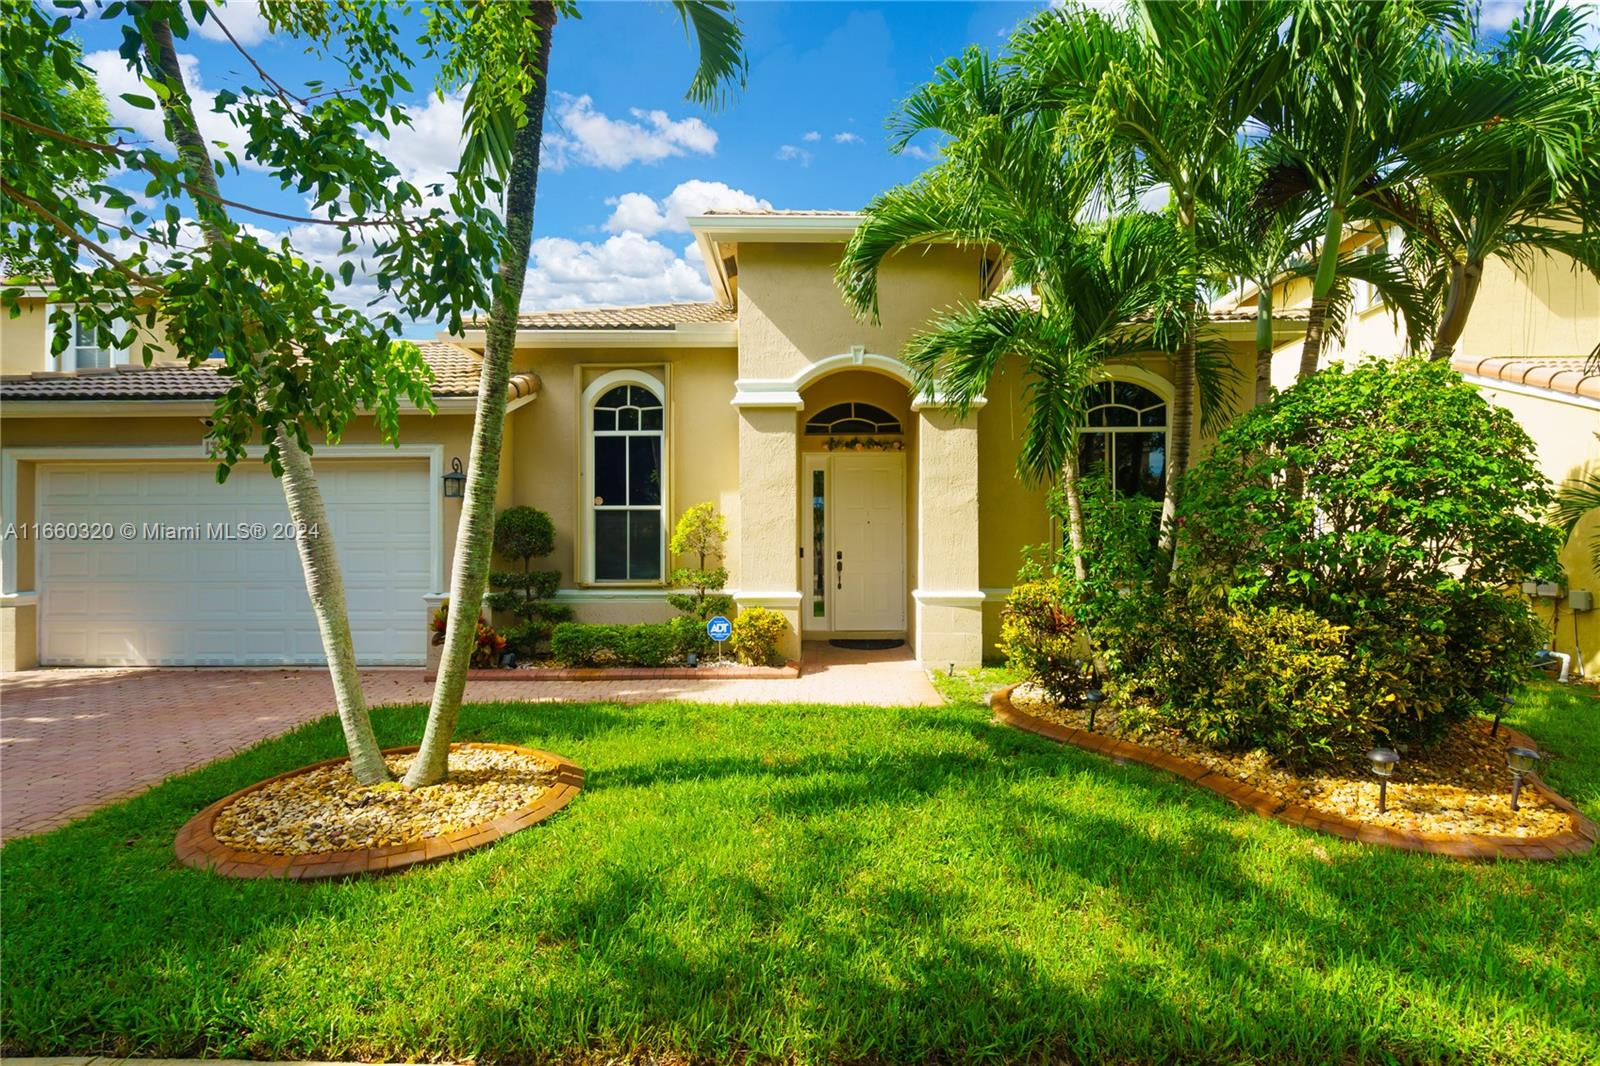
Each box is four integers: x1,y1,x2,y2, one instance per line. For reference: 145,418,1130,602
833,132,862,144
1480,0,1599,46
901,143,938,161
603,180,771,236
87,49,258,167
542,93,718,171
366,91,467,198
776,144,813,166
801,130,821,142
196,0,274,46
519,231,713,309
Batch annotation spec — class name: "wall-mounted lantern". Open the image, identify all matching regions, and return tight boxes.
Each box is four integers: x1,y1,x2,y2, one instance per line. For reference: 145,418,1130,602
442,457,467,499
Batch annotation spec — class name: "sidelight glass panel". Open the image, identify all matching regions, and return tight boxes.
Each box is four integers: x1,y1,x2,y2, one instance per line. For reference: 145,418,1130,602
812,468,826,616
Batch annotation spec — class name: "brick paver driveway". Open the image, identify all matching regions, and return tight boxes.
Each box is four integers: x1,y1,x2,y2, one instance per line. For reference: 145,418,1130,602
0,643,939,839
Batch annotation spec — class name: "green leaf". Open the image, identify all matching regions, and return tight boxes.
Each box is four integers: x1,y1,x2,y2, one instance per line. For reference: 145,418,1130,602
119,93,157,110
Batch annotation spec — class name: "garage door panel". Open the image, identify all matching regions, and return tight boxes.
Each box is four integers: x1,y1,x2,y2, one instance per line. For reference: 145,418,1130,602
38,461,431,666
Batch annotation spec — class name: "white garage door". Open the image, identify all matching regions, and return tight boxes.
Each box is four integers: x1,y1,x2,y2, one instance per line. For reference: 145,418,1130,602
37,460,431,666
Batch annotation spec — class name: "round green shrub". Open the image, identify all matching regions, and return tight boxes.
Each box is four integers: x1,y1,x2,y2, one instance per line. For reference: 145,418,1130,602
730,607,787,666
494,505,555,563
1159,358,1559,754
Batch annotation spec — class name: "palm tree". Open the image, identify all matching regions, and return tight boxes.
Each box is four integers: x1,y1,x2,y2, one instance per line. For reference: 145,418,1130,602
1011,0,1293,573
1255,0,1587,382
1403,0,1600,363
1553,452,1600,574
837,48,1205,583
1201,150,1439,402
405,1,747,788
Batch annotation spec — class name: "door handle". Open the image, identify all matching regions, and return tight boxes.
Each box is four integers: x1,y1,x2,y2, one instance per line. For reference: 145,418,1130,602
836,550,843,589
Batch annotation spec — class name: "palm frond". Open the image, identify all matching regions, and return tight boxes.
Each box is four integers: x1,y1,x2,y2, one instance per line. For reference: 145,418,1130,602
1552,466,1600,571
670,0,748,110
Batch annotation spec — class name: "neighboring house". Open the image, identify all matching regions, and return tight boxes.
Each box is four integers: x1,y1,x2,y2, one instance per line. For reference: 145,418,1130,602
0,210,1302,671
1228,230,1600,677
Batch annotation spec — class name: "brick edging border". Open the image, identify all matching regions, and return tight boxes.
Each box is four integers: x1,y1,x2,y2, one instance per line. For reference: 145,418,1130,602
991,684,1595,861
423,661,801,682
174,743,584,880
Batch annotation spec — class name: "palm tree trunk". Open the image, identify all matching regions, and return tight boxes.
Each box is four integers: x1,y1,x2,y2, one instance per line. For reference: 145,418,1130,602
1297,208,1345,383
1429,259,1482,362
1254,287,1274,406
405,3,556,789
275,425,391,782
1155,304,1196,581
143,16,390,782
1060,446,1089,584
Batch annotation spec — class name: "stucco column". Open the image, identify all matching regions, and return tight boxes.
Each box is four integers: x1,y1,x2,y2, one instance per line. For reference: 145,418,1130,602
913,402,984,668
733,403,802,662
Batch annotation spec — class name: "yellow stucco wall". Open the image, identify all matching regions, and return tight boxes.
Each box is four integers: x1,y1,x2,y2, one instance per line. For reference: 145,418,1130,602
2,298,178,377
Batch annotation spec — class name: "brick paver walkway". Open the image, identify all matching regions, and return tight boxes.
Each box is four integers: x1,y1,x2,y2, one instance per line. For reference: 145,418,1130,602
0,642,939,840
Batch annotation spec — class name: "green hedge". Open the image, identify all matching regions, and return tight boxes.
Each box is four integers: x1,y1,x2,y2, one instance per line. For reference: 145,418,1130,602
549,619,701,667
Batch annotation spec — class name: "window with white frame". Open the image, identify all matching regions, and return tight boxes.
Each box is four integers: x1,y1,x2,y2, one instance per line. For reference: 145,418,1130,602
46,307,129,371
1077,378,1168,500
584,370,665,582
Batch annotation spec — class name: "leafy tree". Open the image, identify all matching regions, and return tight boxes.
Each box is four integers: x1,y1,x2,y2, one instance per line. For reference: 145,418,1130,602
1,0,502,784
667,502,732,622
405,0,746,787
1013,0,1293,572
838,46,1219,583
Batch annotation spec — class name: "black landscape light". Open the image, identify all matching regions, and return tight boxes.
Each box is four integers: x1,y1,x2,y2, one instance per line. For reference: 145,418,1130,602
1506,747,1541,812
686,651,699,668
1085,688,1105,732
442,457,467,499
1366,748,1400,813
499,650,517,669
1491,694,1514,737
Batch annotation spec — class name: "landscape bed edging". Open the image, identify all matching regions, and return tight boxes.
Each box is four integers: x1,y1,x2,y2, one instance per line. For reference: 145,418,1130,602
174,743,584,880
423,661,800,682
990,684,1595,861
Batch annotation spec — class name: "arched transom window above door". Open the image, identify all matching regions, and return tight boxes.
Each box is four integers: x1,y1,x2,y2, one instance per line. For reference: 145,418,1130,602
804,401,903,436
1077,379,1169,500
584,371,665,582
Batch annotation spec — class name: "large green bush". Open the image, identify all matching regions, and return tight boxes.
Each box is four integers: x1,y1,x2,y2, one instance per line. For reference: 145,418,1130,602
730,607,787,666
1133,359,1559,757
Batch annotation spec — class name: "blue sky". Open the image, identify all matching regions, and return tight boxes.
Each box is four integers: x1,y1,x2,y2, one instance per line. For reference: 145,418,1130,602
75,0,1038,333
72,0,1574,334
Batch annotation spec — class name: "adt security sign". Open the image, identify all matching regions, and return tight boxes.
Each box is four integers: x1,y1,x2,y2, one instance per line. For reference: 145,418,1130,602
706,615,732,644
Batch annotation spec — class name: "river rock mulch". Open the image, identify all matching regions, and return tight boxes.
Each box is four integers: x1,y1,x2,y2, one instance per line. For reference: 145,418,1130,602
212,747,559,855
1011,683,1568,838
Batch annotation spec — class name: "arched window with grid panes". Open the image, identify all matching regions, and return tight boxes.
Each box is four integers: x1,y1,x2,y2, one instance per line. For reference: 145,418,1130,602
583,370,665,582
1077,378,1168,500
804,401,903,436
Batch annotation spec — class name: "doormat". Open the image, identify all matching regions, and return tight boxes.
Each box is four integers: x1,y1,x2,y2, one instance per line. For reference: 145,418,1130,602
829,639,906,651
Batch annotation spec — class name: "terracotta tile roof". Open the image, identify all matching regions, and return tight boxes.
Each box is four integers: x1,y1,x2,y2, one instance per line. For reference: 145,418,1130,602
988,291,1308,323
1451,355,1600,401
474,301,736,331
0,342,540,403
699,209,860,217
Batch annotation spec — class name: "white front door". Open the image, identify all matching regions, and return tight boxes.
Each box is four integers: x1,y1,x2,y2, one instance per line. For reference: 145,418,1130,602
830,454,905,631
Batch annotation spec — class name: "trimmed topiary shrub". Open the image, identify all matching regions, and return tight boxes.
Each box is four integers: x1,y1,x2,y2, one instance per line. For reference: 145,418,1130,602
667,503,733,622
486,506,570,656
730,607,787,666
998,580,1094,708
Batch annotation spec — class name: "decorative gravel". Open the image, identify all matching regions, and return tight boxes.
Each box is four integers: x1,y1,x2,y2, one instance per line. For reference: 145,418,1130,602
213,747,559,855
1012,684,1569,838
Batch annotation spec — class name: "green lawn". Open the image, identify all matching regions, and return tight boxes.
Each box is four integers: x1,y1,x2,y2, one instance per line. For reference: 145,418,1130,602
2,681,1597,1065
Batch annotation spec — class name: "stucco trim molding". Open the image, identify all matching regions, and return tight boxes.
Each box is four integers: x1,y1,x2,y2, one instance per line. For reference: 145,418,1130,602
0,591,40,606
910,393,990,412
911,589,988,607
1459,374,1600,412
733,349,965,410
731,589,805,608
554,588,673,602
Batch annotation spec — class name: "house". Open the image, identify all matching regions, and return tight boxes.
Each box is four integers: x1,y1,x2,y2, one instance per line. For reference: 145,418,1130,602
0,210,1307,671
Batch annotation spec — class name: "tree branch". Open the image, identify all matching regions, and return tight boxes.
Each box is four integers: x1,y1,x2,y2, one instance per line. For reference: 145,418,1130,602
0,180,158,287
